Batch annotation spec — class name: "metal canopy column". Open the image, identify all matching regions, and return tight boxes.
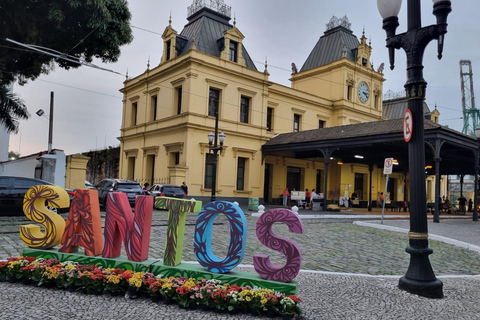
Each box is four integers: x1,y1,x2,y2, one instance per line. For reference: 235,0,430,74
319,147,335,212
368,164,374,211
474,150,479,221
426,138,444,223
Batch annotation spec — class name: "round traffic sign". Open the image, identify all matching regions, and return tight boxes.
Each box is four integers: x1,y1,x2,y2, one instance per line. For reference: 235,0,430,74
404,109,413,142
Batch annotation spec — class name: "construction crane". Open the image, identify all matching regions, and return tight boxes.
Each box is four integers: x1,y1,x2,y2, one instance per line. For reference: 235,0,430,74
460,60,479,135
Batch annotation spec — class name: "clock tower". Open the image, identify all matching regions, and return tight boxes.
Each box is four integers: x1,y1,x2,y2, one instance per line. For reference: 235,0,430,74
290,16,385,126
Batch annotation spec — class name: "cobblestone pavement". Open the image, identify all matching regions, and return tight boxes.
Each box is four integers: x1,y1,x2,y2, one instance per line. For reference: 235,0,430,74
2,207,480,319
1,273,480,319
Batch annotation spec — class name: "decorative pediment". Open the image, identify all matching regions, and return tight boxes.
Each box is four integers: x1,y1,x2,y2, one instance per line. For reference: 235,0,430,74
124,148,138,158
142,146,159,157
232,147,257,160
163,142,184,155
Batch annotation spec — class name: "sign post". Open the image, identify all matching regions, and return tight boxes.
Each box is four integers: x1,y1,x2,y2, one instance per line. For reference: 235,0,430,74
381,158,394,224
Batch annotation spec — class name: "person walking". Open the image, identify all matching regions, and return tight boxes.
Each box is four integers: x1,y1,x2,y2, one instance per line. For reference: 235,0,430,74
282,188,289,207
181,181,188,195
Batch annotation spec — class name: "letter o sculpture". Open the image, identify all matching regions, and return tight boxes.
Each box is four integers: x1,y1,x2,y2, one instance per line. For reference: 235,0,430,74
194,201,247,273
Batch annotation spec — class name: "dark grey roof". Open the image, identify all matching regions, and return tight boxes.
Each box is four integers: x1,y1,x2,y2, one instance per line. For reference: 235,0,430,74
264,119,445,147
262,119,477,175
383,98,431,120
176,7,257,71
300,26,359,73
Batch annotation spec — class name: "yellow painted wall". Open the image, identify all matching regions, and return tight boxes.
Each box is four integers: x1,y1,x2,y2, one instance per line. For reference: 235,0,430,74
65,154,90,189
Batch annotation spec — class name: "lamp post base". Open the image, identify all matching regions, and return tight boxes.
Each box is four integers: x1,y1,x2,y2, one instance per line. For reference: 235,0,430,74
398,240,443,299
398,276,443,299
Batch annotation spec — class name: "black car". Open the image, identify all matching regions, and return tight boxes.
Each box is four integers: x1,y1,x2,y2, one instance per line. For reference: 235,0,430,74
149,184,186,200
0,176,73,216
96,178,145,208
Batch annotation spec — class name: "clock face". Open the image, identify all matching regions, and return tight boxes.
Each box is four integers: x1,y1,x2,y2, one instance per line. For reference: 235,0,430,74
358,82,369,103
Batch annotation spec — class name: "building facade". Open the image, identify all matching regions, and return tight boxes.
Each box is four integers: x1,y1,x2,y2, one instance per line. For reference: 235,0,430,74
118,2,407,205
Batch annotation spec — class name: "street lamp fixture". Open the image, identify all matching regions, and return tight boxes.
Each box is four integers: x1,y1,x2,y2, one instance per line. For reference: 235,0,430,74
377,0,452,299
207,112,226,202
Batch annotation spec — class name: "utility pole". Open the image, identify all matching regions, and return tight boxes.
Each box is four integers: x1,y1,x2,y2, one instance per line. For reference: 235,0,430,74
48,91,54,154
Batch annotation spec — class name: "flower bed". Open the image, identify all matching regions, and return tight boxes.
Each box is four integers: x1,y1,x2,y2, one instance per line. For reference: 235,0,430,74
0,257,302,318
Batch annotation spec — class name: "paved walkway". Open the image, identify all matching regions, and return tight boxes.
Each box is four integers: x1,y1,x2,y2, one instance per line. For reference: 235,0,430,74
2,205,480,319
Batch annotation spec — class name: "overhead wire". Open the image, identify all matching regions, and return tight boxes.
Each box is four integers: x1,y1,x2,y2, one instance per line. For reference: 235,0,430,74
3,21,462,132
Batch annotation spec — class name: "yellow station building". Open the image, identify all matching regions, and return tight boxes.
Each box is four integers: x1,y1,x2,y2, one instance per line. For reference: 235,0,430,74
118,1,444,206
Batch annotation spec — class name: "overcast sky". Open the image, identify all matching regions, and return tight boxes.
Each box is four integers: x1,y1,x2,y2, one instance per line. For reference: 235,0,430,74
8,0,480,156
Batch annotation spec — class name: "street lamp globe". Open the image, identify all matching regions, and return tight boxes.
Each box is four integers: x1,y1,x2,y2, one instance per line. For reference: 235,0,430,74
219,131,226,145
377,0,403,19
207,131,214,145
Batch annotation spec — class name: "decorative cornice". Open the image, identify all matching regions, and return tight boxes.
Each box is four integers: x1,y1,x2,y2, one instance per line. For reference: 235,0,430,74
232,147,258,160
142,146,159,156
206,78,228,88
163,142,184,155
171,77,186,87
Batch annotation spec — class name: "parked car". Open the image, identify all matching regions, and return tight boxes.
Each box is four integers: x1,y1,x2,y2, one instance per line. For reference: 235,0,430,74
85,180,95,189
95,178,145,208
0,176,73,216
149,184,187,200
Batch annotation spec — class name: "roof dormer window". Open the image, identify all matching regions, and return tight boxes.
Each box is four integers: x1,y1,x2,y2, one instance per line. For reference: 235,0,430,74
166,40,172,61
229,41,238,62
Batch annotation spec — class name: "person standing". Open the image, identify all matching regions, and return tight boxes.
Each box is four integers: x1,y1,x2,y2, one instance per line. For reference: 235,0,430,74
282,188,289,207
305,189,311,209
344,195,349,209
310,189,317,208
379,192,385,207
468,198,473,212
181,181,188,195
458,195,467,213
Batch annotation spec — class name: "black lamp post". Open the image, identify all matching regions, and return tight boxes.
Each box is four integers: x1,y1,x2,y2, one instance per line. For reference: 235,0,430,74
377,0,452,299
207,111,225,202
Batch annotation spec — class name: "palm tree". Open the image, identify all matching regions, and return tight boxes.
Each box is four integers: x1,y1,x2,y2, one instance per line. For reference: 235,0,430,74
0,85,29,133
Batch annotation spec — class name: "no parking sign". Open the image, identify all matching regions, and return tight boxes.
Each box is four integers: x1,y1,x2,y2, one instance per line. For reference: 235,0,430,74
384,158,393,175
404,109,413,142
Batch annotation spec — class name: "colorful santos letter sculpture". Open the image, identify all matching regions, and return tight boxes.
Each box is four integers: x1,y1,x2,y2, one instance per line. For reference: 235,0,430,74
19,185,304,288
20,185,69,249
194,201,247,273
253,208,304,282
59,189,103,256
102,192,154,262
155,197,202,266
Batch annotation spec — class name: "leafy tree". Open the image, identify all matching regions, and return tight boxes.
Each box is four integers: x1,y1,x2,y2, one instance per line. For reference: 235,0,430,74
0,0,133,87
8,151,20,160
0,86,29,133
